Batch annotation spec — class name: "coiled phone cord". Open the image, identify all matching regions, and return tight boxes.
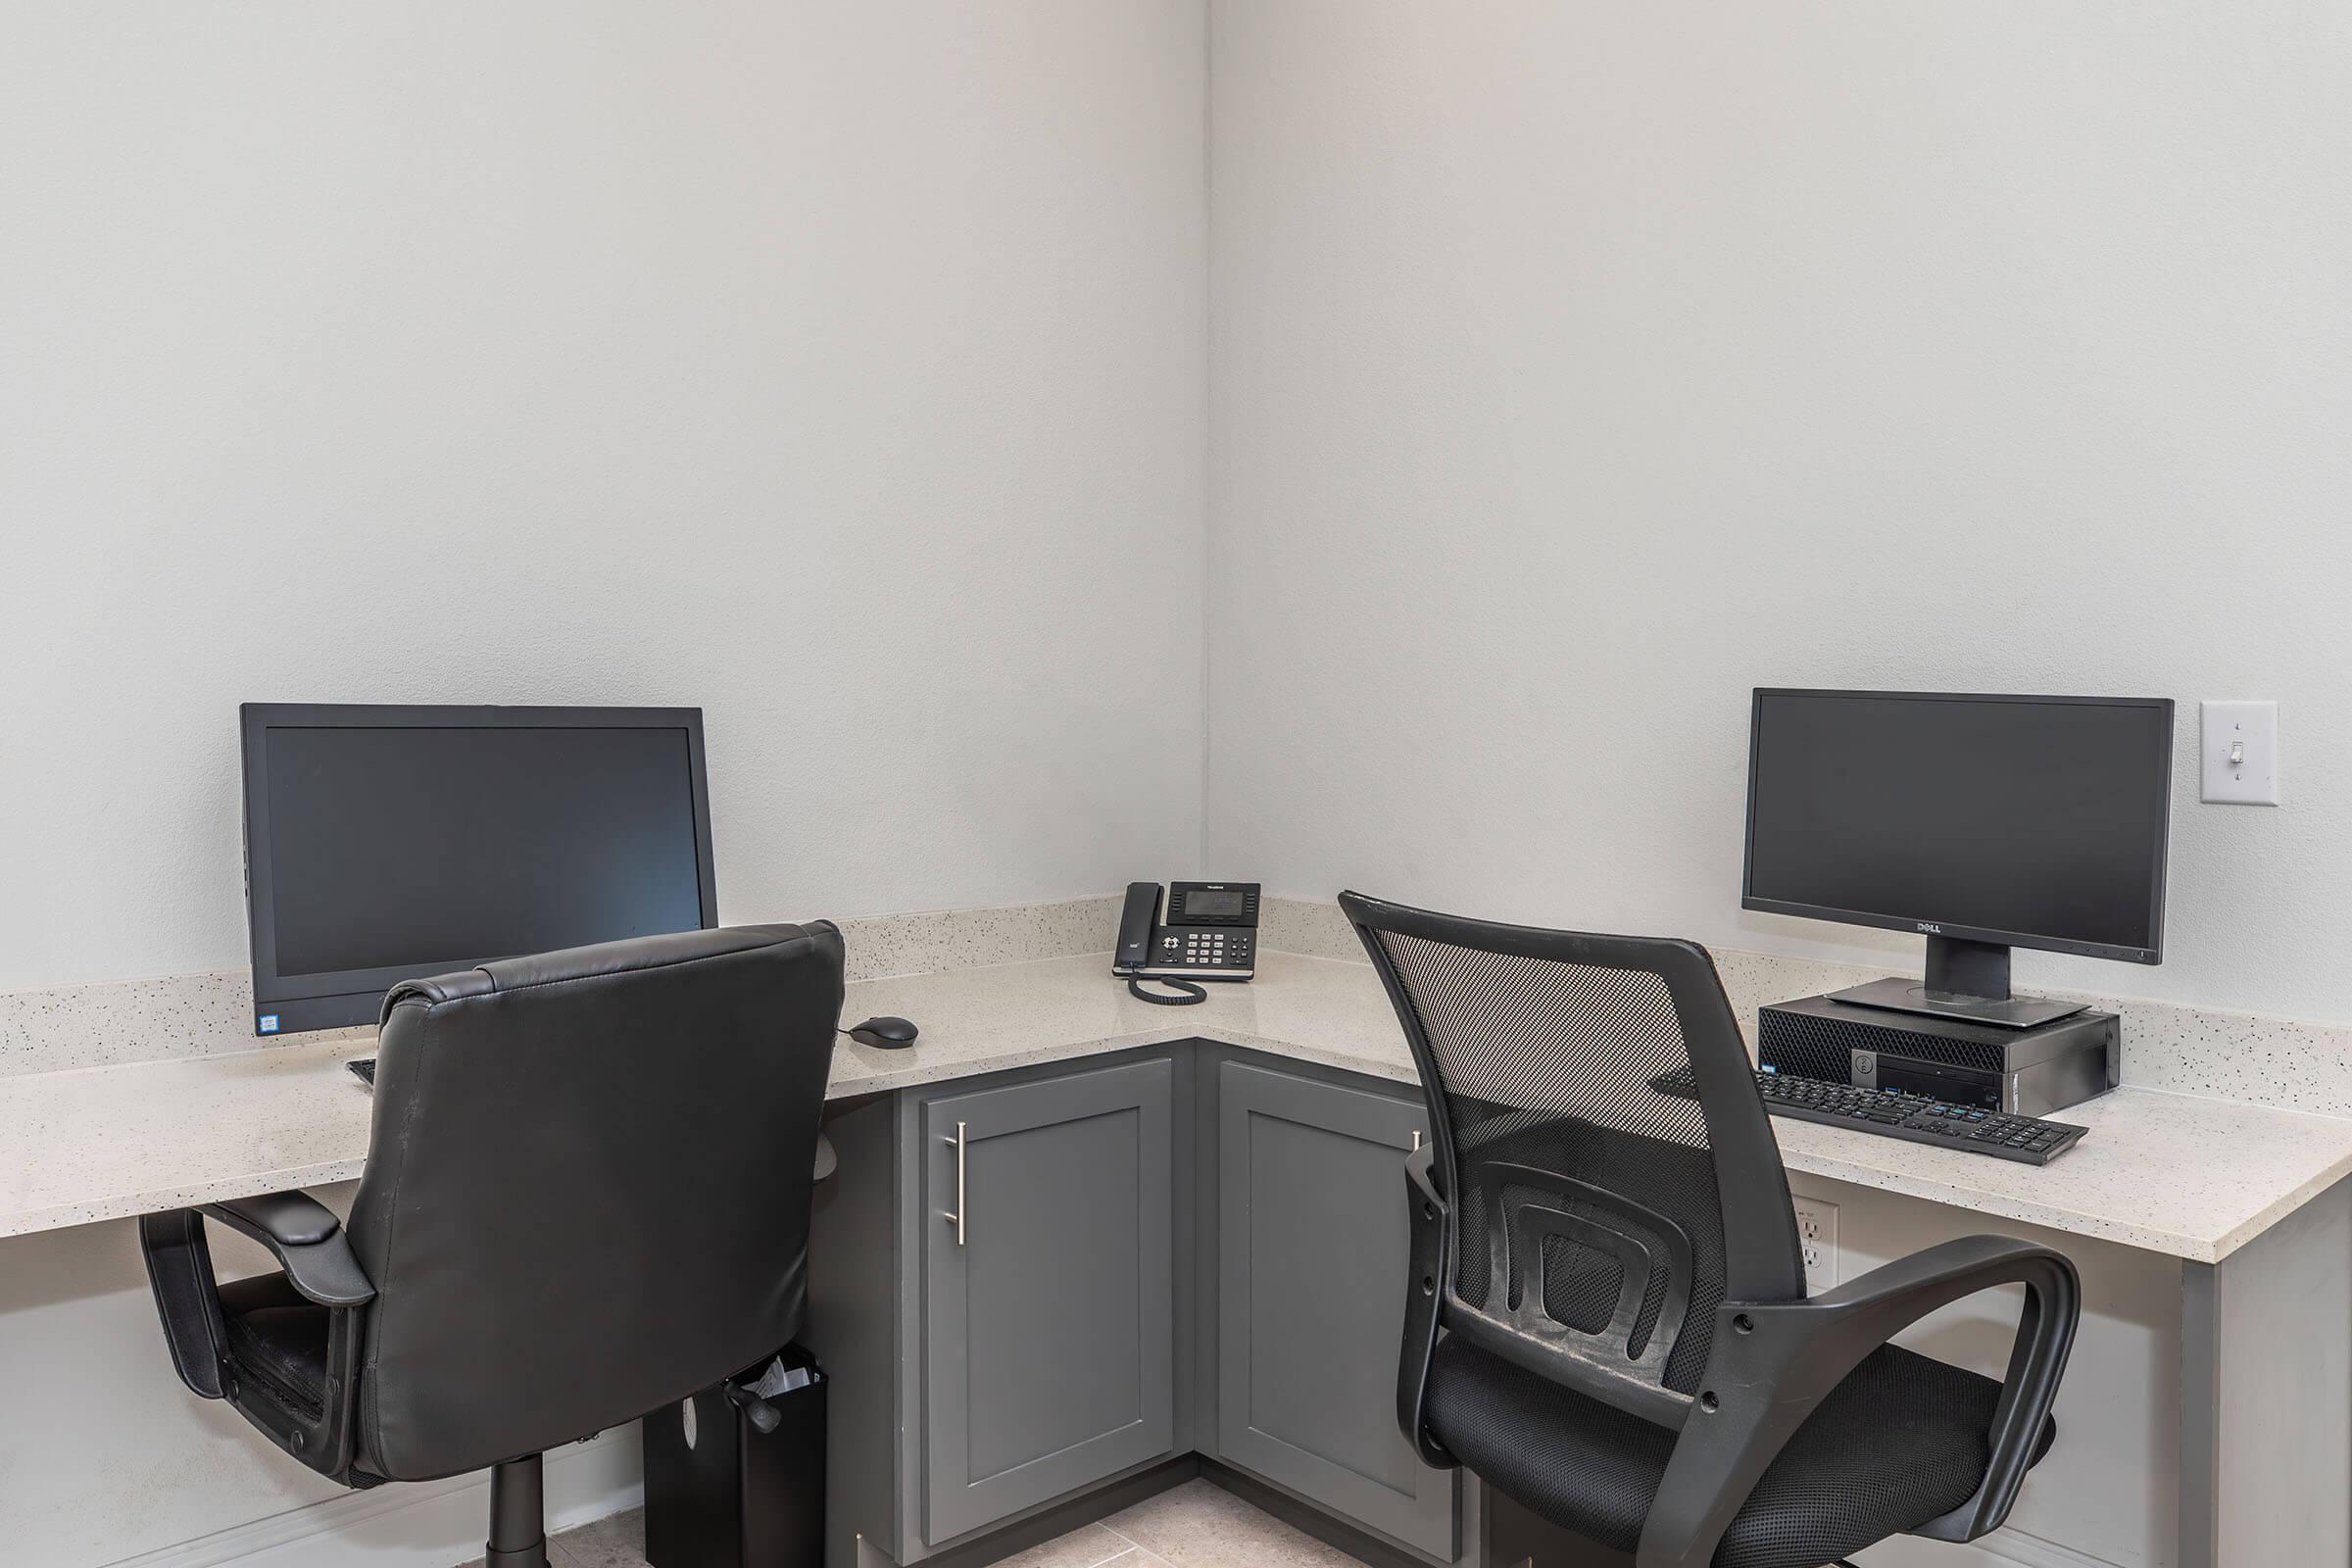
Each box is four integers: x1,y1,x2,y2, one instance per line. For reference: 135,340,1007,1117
1126,975,1207,1005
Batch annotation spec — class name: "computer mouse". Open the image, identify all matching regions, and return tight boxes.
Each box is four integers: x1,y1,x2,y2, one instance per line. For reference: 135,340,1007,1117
849,1014,920,1050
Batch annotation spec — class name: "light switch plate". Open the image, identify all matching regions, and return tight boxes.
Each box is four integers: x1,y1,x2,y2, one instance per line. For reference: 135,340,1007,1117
2201,701,2278,806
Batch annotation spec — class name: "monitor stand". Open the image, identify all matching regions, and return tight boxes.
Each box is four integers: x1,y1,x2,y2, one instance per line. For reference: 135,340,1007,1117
1827,935,2090,1031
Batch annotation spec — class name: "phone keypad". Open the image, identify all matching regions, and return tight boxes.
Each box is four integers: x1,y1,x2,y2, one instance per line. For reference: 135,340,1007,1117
1156,929,1253,969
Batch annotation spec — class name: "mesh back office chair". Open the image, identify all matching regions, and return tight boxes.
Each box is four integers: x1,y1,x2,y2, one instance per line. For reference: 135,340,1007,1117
141,924,844,1568
1341,893,2079,1568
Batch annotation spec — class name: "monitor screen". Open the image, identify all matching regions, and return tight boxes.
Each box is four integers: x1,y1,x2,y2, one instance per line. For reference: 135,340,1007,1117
241,706,715,1032
1742,691,2172,960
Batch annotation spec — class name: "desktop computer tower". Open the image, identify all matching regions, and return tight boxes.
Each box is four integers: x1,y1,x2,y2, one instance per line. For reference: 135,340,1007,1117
1757,995,2118,1118
644,1347,826,1568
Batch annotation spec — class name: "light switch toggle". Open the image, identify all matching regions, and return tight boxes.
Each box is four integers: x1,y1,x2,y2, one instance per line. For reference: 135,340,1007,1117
2201,701,2279,806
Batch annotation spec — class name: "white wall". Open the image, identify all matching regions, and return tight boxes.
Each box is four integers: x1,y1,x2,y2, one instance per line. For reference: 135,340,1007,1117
1206,1,2352,1024
0,0,1206,993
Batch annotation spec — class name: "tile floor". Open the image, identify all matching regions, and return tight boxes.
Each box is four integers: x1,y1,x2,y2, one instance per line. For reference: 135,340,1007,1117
463,1478,1368,1567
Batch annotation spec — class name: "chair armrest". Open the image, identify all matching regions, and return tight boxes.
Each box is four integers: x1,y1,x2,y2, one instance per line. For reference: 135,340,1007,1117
139,1208,232,1398
200,1193,377,1307
139,1194,375,1481
1397,1142,1456,1469
210,1191,341,1246
1813,1236,2079,1542
1636,1234,2080,1568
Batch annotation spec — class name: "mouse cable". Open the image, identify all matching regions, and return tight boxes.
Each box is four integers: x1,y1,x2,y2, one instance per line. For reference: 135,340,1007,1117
1126,976,1206,1005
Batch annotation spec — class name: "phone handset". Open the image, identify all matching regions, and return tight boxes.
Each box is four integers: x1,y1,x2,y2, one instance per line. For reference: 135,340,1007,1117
1115,882,1205,1004
1115,882,1162,972
1112,880,1261,1006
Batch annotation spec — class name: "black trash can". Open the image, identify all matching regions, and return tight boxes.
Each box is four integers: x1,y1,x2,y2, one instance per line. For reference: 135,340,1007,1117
644,1344,826,1568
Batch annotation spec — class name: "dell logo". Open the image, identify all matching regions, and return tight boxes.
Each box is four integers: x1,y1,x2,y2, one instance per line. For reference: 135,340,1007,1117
1917,923,1943,935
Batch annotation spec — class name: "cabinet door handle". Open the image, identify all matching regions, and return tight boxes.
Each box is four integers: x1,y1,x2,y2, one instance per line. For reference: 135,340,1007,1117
942,1120,966,1246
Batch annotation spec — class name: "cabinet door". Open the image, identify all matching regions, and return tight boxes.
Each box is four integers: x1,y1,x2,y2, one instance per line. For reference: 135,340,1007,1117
922,1057,1176,1544
1218,1060,1458,1558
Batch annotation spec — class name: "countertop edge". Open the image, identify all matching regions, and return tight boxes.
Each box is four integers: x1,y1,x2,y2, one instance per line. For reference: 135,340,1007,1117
9,971,2349,1264
0,1159,372,1241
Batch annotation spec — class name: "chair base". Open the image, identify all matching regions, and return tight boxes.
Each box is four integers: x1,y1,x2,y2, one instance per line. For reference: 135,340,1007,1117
485,1453,549,1568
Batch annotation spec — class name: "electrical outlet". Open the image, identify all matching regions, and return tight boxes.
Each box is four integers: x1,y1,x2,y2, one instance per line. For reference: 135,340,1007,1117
1792,1196,1838,1294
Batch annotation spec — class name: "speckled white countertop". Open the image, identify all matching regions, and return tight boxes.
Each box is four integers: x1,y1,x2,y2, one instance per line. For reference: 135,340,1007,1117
6,950,2350,1263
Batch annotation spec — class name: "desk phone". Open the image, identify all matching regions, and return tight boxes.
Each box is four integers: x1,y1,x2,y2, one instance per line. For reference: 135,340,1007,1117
1113,881,1258,1004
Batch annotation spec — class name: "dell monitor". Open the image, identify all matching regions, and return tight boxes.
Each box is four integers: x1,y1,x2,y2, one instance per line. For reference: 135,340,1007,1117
239,704,717,1035
1742,689,2173,1028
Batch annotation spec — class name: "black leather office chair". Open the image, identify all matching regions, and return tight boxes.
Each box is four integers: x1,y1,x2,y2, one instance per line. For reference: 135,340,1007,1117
140,923,845,1568
1341,893,2078,1568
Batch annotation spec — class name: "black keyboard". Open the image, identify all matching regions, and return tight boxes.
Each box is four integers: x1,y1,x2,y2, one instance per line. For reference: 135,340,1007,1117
347,1057,375,1087
1652,1066,2086,1165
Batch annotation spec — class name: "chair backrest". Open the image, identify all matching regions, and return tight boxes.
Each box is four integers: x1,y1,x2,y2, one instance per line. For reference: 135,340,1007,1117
1341,892,1802,1426
346,923,844,1480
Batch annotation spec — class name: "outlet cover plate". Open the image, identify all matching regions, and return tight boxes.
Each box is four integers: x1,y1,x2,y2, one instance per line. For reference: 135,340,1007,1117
1792,1196,1838,1295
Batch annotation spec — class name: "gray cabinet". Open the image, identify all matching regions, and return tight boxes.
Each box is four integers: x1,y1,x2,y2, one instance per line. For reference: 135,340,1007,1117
1215,1059,1458,1559
813,1046,1460,1567
920,1056,1178,1544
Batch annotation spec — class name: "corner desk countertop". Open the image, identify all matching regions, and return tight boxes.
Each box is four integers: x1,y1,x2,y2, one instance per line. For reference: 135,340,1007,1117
5,951,2348,1263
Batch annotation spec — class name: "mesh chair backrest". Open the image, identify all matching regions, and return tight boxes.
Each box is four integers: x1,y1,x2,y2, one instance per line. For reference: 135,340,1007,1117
1343,893,1803,1425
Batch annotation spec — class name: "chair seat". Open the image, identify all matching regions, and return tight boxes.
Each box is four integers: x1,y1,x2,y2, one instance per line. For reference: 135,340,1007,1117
1423,1333,2057,1568
220,1273,330,1419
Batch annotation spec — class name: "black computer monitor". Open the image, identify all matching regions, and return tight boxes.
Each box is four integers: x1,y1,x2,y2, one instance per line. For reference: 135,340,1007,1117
239,704,717,1035
1742,689,2173,1027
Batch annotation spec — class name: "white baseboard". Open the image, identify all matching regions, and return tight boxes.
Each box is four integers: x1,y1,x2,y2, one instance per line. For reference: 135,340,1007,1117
1853,1525,2122,1568
103,1428,642,1568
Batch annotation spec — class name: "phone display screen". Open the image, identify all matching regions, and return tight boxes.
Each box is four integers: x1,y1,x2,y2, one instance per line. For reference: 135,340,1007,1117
1183,889,1248,920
